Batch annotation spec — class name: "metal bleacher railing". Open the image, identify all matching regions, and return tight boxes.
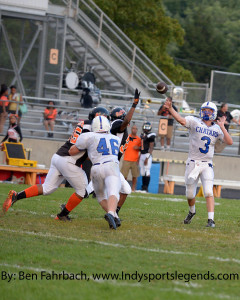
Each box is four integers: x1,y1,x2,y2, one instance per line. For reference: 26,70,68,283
58,0,174,89
1,94,237,157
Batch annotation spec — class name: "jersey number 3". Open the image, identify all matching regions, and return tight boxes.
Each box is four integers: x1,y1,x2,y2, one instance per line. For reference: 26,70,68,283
97,138,119,156
199,136,211,154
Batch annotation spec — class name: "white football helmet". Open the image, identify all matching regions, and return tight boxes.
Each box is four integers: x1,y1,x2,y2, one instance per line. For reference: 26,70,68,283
91,115,110,133
199,101,217,121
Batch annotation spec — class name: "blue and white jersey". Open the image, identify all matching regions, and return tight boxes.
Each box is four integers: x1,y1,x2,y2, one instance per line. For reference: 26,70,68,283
185,116,224,162
74,132,120,165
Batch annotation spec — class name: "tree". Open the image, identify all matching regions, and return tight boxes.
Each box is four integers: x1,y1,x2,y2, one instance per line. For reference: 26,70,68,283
174,3,233,82
163,0,240,83
94,0,194,84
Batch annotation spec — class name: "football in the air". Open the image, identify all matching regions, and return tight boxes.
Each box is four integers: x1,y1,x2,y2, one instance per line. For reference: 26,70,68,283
156,81,168,94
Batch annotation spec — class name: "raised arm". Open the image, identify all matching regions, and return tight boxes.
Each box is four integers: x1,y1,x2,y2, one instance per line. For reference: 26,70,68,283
216,116,233,145
164,98,186,126
120,89,140,131
232,117,240,125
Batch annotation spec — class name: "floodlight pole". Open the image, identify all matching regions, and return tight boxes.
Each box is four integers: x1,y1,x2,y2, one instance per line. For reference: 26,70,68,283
208,70,214,101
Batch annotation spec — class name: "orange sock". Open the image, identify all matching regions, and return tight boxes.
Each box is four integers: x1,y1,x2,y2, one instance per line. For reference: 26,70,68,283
65,193,83,212
25,185,39,198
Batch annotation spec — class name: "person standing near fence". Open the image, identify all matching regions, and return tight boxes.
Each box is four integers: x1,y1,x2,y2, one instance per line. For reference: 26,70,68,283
158,96,178,151
0,84,9,134
216,103,240,131
0,114,22,164
8,85,23,125
121,124,141,192
215,103,239,153
44,101,57,138
1,114,22,144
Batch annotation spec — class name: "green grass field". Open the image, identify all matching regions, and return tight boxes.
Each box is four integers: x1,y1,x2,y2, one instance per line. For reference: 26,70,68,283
0,183,240,300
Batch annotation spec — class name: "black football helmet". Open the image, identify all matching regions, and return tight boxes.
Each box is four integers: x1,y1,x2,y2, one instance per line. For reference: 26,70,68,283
110,107,126,121
142,121,152,133
88,106,110,121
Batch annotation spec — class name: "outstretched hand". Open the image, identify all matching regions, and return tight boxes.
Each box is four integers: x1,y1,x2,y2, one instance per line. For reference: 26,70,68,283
164,98,172,110
216,116,226,129
133,88,141,105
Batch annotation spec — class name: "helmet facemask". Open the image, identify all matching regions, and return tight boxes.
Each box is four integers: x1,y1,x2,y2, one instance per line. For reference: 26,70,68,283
88,107,110,121
142,122,152,134
110,107,126,121
200,109,214,121
199,102,217,121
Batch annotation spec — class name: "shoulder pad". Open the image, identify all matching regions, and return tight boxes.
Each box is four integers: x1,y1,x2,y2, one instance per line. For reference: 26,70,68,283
147,132,156,138
111,119,123,126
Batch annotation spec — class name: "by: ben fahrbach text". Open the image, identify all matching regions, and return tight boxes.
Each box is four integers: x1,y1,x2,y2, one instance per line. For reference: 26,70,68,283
1,270,90,282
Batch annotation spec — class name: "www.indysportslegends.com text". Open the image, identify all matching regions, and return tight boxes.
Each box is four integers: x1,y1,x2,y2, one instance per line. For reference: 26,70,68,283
1,270,239,283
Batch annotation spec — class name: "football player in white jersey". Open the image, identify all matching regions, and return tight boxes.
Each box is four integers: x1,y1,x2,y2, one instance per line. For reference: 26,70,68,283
164,99,233,227
69,116,121,230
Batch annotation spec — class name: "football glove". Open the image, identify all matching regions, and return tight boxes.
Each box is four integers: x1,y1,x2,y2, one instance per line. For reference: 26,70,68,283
133,88,141,105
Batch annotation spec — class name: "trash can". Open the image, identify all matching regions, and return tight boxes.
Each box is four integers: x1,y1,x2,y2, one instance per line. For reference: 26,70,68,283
136,162,161,193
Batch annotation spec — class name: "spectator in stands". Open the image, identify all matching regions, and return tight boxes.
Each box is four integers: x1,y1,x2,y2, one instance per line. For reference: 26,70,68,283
44,101,57,138
216,103,240,131
1,114,22,144
80,89,93,108
158,96,178,151
0,84,9,134
8,85,23,125
1,113,22,163
121,124,141,192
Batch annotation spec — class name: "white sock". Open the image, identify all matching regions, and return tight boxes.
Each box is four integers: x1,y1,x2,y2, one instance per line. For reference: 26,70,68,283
114,212,119,219
208,212,214,220
108,211,115,217
189,205,195,213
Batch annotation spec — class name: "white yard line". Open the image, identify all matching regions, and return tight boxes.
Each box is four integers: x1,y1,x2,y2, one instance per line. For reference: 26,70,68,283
0,228,239,265
0,263,52,273
129,195,221,205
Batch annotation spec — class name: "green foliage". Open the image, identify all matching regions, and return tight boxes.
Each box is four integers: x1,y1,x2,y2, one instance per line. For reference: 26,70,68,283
163,0,240,83
94,0,194,84
175,4,233,82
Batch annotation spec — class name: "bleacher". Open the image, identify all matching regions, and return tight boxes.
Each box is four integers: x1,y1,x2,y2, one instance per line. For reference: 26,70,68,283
1,94,239,157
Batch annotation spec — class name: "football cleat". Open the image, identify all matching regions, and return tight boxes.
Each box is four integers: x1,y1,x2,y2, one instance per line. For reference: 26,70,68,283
60,204,66,210
206,219,215,228
183,211,196,224
104,213,117,230
55,215,71,222
2,190,17,214
114,217,121,228
55,204,71,221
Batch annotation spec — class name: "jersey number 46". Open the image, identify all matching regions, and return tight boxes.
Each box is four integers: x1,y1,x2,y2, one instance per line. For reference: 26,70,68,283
97,138,119,156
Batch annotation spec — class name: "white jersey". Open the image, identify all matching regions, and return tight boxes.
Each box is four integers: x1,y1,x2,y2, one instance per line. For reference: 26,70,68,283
185,116,224,162
75,132,121,165
8,127,20,142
